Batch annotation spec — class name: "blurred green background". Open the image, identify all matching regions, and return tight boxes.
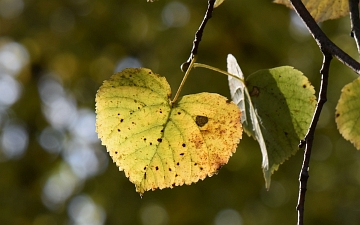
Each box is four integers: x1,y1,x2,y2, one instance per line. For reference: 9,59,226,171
0,0,360,224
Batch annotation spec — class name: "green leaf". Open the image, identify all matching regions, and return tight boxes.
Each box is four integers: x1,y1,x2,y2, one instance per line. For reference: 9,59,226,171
274,0,349,22
335,77,360,150
96,68,243,195
227,54,269,171
247,66,316,185
227,55,316,187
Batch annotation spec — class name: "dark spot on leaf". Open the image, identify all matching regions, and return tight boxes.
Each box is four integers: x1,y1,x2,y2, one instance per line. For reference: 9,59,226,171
120,119,124,122
175,174,178,177
177,162,180,166
169,168,172,171
144,166,147,170
134,100,137,103
138,107,140,109
182,143,186,147
303,84,307,88
194,163,197,166
160,129,164,133
132,122,135,125
250,86,260,97
177,112,181,115
150,142,152,145
180,153,184,156
117,129,120,132
149,71,151,74
157,138,162,142
200,167,203,170
336,113,340,118
115,151,118,154
144,138,147,141
196,115,208,127
156,166,159,170
226,99,231,104
172,183,175,187
144,172,146,179
118,113,120,115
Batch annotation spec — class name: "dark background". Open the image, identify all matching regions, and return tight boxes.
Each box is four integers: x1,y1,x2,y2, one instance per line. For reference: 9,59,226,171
0,0,359,224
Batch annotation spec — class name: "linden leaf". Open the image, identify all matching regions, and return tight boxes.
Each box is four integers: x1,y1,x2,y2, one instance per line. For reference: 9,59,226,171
246,66,316,186
274,0,349,22
335,77,360,150
95,68,242,195
227,54,269,171
227,55,316,187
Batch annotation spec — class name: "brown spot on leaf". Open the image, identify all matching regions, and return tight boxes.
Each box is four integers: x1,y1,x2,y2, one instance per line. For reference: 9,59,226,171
250,86,260,97
196,115,208,127
156,166,159,170
180,153,184,156
336,113,340,118
157,138,162,142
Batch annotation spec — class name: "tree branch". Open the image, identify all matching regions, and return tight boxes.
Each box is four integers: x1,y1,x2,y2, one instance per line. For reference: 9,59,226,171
296,53,332,225
349,0,360,54
289,0,360,75
181,0,215,72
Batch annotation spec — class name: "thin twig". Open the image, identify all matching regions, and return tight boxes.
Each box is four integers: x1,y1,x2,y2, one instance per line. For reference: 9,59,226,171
296,53,332,225
349,0,360,54
289,0,360,75
181,0,216,72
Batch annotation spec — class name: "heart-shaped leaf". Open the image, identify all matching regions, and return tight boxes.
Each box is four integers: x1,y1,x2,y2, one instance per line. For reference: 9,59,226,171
96,68,242,194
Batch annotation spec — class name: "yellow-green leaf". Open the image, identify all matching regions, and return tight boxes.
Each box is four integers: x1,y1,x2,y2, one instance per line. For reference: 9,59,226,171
335,77,360,150
274,0,349,22
96,68,242,194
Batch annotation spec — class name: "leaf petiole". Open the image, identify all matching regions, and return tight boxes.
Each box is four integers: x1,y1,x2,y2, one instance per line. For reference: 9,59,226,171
172,56,197,104
193,62,245,84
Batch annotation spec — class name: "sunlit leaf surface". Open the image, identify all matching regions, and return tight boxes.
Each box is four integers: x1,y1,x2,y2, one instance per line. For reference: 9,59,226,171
96,68,242,194
274,0,349,22
336,77,360,150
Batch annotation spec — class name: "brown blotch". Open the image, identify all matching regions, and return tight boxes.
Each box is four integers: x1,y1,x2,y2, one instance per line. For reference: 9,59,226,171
250,86,260,97
336,113,340,118
157,138,162,142
180,153,184,156
195,115,208,127
120,119,124,122
156,166,159,170
200,167,203,170
182,143,186,147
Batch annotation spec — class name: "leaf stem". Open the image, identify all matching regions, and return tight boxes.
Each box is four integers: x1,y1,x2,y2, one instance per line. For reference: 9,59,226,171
289,0,360,75
181,0,216,72
296,53,332,225
193,63,245,84
349,0,360,54
171,56,197,104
